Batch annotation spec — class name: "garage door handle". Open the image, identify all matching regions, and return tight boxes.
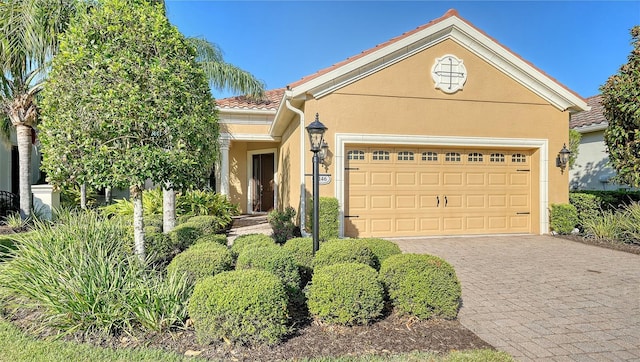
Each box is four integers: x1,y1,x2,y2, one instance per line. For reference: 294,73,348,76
437,196,439,207
444,196,448,207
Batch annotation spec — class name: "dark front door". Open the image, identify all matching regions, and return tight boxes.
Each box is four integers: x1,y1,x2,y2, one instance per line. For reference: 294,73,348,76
252,153,274,212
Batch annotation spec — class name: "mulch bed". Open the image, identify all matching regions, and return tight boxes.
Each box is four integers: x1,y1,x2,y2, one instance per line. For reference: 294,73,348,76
5,307,492,361
3,223,638,361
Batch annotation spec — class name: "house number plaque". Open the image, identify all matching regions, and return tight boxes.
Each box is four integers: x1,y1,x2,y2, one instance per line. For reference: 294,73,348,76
319,174,331,185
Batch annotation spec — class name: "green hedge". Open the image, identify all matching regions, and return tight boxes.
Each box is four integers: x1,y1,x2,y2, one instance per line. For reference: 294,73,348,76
236,245,301,293
282,237,314,286
188,270,289,346
308,197,340,241
230,233,275,257
194,233,227,247
380,253,461,320
571,190,640,211
184,215,224,235
307,262,384,325
353,238,402,266
314,239,377,270
549,203,579,234
168,222,203,251
569,192,601,228
166,243,233,283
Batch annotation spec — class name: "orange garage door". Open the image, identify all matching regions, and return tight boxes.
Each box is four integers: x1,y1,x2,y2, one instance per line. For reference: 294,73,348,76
344,146,532,238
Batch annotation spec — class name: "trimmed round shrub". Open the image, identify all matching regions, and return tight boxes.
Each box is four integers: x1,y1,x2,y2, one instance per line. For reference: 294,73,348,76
236,245,300,292
354,238,402,267
313,239,377,270
307,262,384,325
550,203,579,234
380,253,461,320
282,237,314,285
188,269,289,346
195,233,227,247
167,243,233,283
186,215,223,235
144,232,176,267
168,222,203,250
230,233,275,257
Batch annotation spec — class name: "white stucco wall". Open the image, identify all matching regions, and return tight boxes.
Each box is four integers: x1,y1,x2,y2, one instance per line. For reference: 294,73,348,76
570,130,625,190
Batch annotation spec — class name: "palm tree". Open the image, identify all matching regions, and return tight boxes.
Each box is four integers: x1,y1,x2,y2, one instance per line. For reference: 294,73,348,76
0,0,79,218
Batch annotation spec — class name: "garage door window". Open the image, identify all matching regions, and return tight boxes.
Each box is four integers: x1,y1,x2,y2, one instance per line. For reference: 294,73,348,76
512,153,527,163
422,151,438,161
347,150,365,160
490,153,505,163
445,152,461,162
372,150,390,161
397,151,414,161
468,152,484,162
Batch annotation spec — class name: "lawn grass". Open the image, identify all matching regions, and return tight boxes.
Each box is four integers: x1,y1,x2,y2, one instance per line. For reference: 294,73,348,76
0,317,513,362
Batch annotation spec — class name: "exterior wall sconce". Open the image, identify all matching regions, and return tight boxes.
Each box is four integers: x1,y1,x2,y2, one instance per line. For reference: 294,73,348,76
318,140,329,165
305,113,327,254
556,143,571,174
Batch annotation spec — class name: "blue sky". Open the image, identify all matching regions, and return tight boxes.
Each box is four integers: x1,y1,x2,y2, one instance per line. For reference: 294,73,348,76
165,1,640,100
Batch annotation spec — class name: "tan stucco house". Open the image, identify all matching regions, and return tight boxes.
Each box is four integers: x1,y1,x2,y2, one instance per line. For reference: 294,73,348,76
215,9,588,238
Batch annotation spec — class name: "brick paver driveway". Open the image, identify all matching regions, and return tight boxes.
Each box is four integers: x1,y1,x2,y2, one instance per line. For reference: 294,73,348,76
392,235,640,361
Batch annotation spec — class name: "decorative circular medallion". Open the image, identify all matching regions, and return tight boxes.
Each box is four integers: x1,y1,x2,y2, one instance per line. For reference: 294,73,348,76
431,54,467,94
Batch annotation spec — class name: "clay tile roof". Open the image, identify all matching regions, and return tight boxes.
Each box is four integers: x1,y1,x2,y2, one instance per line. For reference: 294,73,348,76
216,88,285,111
570,95,606,129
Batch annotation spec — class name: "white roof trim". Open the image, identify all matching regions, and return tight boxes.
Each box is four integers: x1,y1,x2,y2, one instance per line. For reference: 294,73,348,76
217,108,276,116
221,132,281,142
572,122,608,133
289,14,588,113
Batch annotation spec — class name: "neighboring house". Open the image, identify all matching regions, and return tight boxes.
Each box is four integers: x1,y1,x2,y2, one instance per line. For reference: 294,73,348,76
570,95,626,191
215,9,588,238
0,130,42,195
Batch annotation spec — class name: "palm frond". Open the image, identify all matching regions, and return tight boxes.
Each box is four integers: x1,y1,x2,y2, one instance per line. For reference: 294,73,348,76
187,37,224,64
199,61,265,99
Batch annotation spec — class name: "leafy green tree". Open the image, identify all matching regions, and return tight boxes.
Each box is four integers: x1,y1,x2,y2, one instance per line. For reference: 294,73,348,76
39,0,218,260
601,26,640,187
0,0,80,218
569,129,581,169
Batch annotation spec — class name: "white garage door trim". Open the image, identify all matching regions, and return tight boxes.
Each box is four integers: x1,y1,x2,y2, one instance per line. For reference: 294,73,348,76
334,133,549,237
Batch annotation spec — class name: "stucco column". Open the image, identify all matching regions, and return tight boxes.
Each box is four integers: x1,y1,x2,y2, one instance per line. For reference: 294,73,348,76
219,137,230,196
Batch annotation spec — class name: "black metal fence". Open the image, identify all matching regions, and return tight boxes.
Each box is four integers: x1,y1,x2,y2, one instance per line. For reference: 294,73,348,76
0,190,19,221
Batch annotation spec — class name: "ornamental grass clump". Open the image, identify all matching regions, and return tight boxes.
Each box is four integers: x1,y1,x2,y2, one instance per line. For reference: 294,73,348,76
380,253,461,320
236,245,301,294
167,243,234,284
313,239,377,270
307,262,384,325
188,269,289,346
0,212,192,335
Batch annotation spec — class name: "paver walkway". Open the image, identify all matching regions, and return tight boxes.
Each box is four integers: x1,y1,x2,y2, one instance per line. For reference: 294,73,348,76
393,235,640,361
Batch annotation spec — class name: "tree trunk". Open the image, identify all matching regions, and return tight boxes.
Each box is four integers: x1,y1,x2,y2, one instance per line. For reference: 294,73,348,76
105,187,112,205
163,185,176,233
80,183,87,209
131,185,146,262
16,124,32,219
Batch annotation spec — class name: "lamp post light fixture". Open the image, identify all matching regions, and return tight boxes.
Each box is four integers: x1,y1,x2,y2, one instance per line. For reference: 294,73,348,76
556,143,571,174
306,113,327,254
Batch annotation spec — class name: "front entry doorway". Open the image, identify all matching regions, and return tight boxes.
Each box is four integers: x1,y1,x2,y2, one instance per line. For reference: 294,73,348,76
251,153,275,212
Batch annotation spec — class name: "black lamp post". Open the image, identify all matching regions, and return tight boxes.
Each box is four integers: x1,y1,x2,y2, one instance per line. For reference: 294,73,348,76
306,113,327,254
